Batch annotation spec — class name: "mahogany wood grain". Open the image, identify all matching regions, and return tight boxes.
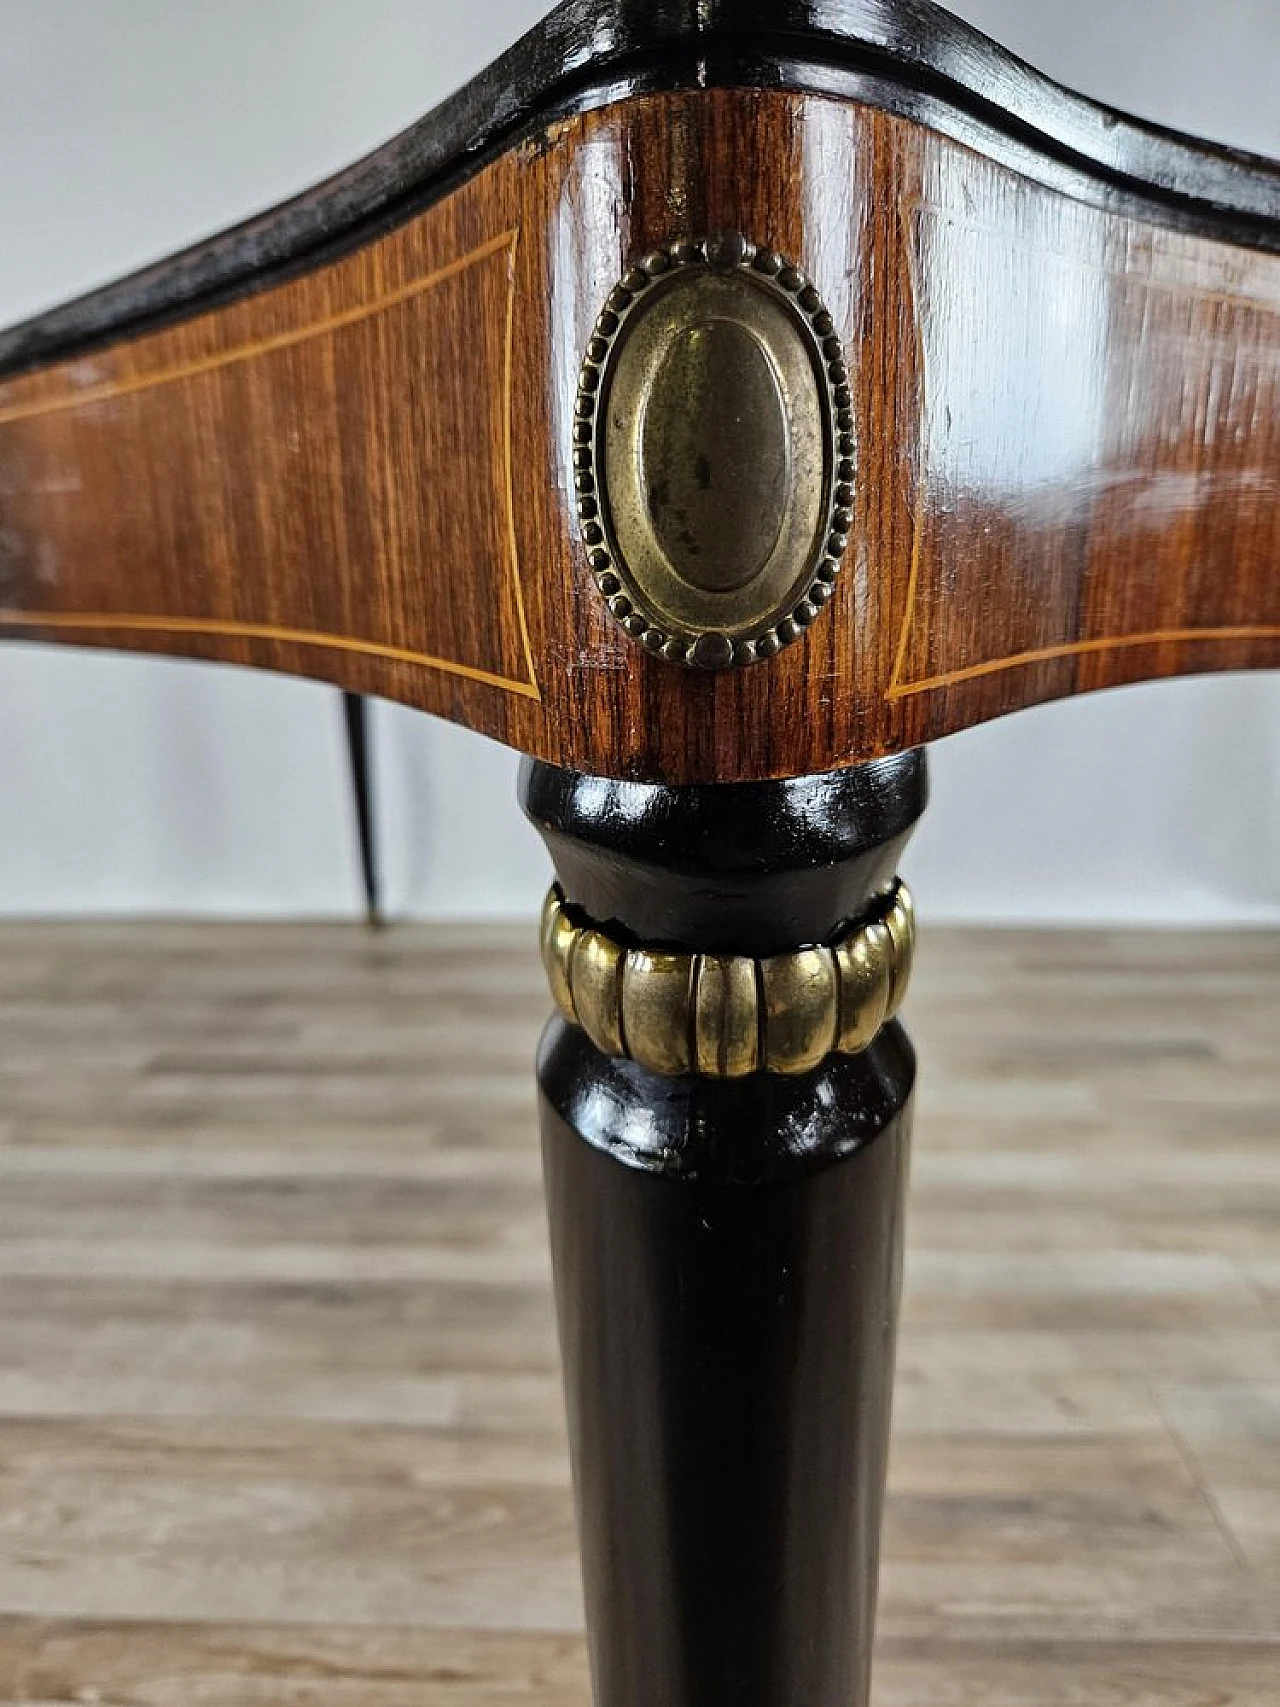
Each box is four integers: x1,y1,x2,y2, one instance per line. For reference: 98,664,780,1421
1,88,1277,785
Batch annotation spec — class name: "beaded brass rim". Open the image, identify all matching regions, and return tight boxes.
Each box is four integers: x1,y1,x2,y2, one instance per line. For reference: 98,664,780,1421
573,231,854,670
540,881,914,1078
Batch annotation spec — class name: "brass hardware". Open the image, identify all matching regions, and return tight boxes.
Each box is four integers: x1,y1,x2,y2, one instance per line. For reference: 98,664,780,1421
693,954,759,1078
759,947,841,1076
539,881,914,1078
570,928,627,1058
833,921,893,1053
574,233,854,668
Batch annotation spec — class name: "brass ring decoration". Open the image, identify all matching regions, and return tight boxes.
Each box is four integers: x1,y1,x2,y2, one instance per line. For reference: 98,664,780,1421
573,231,854,670
540,881,914,1078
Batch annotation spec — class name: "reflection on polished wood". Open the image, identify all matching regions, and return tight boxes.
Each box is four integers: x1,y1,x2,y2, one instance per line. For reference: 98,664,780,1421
0,921,1273,1702
2,85,1278,784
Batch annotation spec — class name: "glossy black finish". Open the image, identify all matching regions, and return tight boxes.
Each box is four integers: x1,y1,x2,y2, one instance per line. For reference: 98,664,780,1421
6,0,1280,377
341,692,380,927
540,1023,912,1707
530,756,924,1706
519,749,926,955
542,1008,914,1185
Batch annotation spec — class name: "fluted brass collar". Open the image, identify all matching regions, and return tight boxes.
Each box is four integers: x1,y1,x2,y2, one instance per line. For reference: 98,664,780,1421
540,881,914,1078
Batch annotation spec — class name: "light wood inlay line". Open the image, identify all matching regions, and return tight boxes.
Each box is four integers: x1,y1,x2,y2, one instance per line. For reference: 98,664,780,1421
0,230,520,426
888,195,932,702
886,192,1280,706
0,610,544,698
886,627,1280,698
501,225,541,699
0,227,543,703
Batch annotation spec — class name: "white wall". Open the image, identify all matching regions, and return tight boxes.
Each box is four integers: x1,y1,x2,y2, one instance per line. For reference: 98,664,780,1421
0,0,1276,923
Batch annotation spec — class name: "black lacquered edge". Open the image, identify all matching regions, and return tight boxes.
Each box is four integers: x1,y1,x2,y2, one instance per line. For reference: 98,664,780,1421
4,0,1280,378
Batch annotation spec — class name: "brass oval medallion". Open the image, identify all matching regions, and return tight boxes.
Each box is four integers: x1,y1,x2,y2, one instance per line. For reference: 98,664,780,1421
574,233,854,669
640,319,790,594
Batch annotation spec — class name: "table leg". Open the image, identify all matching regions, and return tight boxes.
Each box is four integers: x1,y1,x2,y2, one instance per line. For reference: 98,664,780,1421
521,752,927,1707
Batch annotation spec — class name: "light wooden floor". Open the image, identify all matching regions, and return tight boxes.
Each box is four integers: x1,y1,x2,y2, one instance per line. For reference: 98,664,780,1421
0,921,1274,1704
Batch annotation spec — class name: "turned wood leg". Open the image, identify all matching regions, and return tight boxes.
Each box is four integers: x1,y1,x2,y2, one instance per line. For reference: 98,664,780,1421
520,752,927,1707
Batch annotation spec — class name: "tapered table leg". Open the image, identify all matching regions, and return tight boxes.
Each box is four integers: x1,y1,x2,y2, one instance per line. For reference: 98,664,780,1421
521,752,927,1707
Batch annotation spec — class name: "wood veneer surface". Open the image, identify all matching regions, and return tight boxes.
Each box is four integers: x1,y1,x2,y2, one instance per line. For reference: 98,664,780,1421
1,90,1278,782
0,921,1274,1701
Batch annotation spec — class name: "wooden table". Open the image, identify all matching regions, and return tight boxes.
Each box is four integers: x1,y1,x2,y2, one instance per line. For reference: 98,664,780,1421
0,3,1276,1702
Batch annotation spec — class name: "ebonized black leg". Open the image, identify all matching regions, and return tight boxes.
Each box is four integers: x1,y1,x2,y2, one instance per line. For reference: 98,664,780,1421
520,752,927,1707
342,690,381,927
